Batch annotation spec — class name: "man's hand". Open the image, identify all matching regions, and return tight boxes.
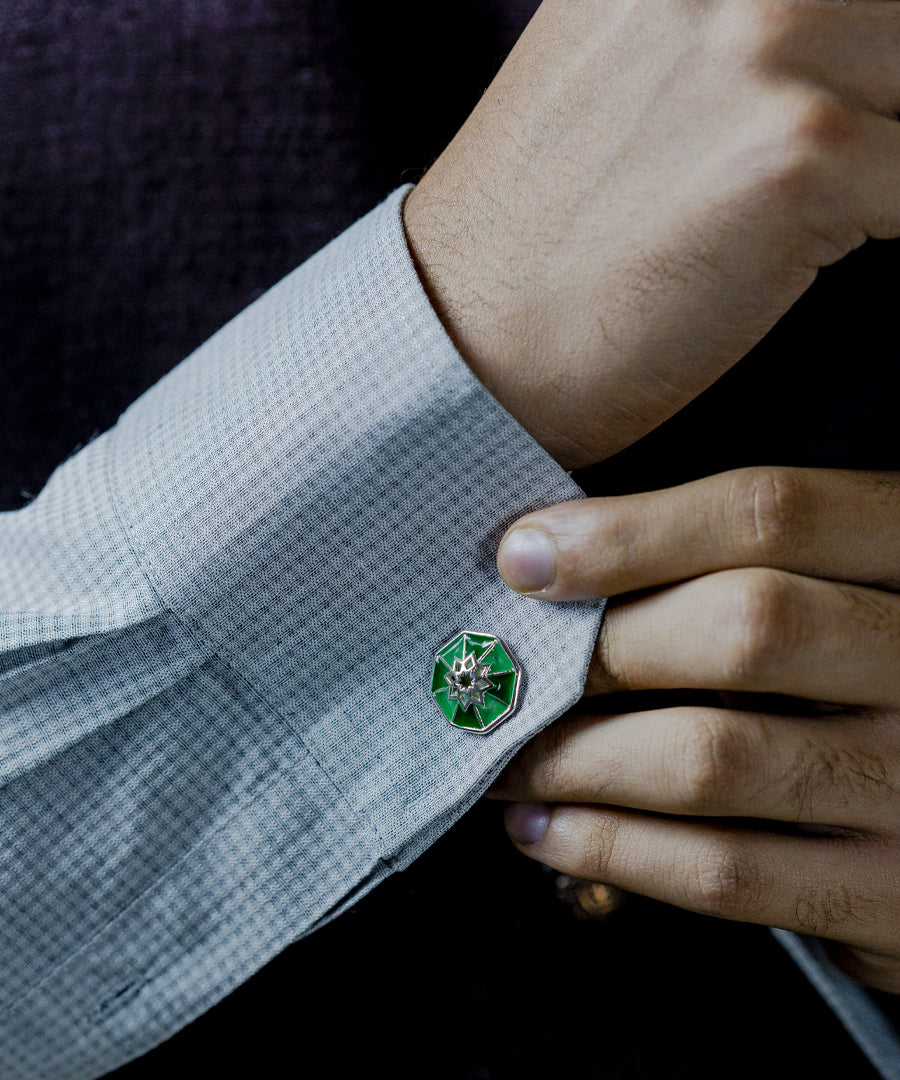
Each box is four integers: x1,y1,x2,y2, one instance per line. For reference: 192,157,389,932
489,467,900,992
404,0,900,469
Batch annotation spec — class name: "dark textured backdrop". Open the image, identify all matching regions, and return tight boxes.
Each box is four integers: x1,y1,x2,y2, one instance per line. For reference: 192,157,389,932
1,2,896,1076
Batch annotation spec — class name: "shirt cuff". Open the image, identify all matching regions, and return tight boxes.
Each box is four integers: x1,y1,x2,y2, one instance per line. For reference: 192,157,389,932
106,182,605,866
0,187,603,1078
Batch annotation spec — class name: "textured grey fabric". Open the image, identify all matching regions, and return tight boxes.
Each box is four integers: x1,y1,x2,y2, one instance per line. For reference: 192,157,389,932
0,186,604,1078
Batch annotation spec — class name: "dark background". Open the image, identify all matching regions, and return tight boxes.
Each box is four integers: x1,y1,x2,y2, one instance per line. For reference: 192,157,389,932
1,1,896,1076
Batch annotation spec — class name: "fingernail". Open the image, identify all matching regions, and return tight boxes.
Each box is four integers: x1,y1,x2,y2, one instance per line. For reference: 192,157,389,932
505,802,550,846
497,528,556,593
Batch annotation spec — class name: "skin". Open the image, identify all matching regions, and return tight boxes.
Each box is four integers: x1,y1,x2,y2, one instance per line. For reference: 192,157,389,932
405,0,900,469
490,468,900,991
402,2,900,990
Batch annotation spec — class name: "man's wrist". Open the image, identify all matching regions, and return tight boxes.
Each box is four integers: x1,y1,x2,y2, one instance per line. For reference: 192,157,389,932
402,179,576,468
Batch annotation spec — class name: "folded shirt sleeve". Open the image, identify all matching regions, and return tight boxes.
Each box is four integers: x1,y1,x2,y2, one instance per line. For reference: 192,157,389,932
0,186,604,1079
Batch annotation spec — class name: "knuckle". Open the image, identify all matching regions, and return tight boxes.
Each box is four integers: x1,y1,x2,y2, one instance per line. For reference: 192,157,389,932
756,91,860,212
585,503,639,585
590,608,630,694
776,91,861,175
678,712,750,813
509,720,571,798
720,568,801,686
689,842,763,919
786,91,860,155
738,0,810,73
576,814,622,881
530,722,567,790
725,466,806,560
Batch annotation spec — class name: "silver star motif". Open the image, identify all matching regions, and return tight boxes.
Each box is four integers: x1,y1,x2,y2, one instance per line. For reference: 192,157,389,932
445,649,494,710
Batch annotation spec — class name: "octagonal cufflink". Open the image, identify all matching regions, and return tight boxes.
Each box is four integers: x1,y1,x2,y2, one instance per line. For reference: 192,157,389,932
430,631,522,734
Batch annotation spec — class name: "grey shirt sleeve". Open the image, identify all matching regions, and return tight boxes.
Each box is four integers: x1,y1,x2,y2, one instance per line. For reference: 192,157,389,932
0,186,603,1078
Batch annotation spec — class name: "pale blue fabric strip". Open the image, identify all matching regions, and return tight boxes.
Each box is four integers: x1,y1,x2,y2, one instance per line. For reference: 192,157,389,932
772,930,900,1079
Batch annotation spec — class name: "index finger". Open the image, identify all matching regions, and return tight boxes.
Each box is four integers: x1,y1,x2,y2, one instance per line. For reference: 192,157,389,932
496,467,900,601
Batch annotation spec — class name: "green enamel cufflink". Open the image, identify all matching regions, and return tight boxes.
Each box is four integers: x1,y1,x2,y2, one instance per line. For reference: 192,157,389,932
431,631,522,734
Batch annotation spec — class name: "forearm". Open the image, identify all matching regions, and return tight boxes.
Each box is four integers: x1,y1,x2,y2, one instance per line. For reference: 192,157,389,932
403,0,900,471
